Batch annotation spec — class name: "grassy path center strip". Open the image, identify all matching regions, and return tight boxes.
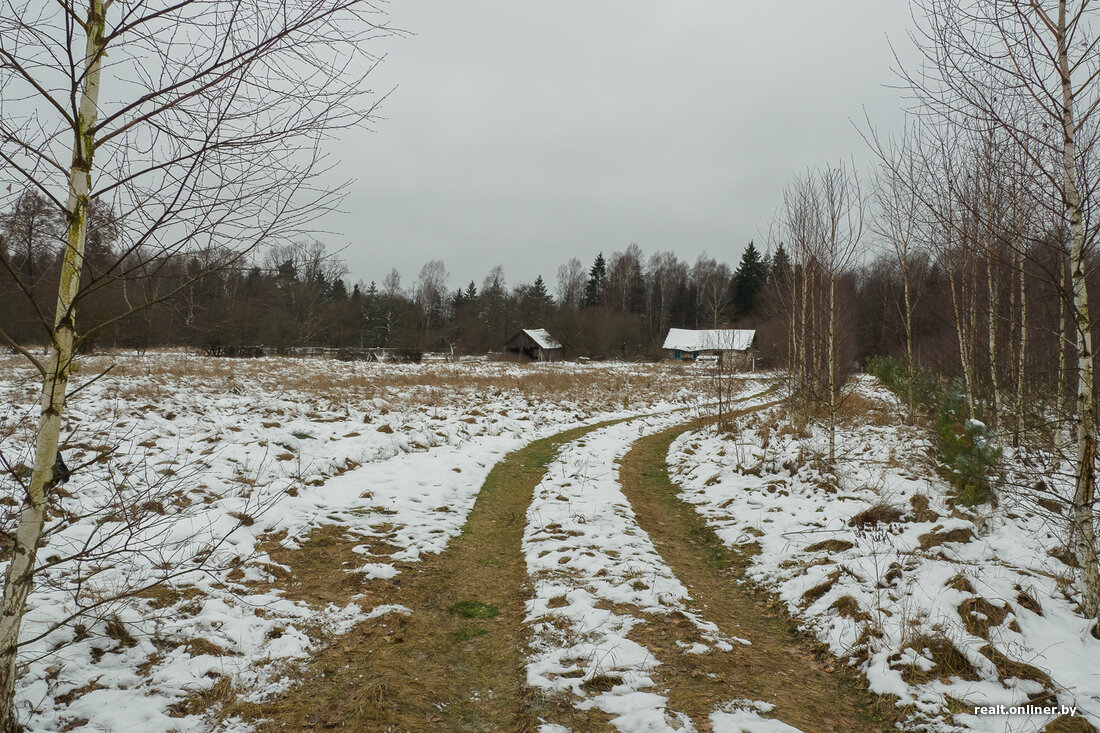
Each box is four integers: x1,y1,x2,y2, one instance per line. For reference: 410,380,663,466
616,405,898,732
235,414,643,732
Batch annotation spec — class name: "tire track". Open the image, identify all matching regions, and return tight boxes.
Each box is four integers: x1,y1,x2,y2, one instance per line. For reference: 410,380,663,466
616,405,897,732
239,414,646,732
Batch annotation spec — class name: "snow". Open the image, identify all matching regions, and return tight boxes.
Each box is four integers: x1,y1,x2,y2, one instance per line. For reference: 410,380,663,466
0,353,698,732
523,328,563,350
662,328,755,353
711,703,804,733
5,352,1093,733
667,375,1100,732
523,386,776,731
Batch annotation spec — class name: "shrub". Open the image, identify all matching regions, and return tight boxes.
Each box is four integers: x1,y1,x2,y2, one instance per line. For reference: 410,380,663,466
935,386,1001,506
865,355,940,414
866,358,1001,506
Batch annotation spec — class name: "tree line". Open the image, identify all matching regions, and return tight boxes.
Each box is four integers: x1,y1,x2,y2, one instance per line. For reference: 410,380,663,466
1,206,779,357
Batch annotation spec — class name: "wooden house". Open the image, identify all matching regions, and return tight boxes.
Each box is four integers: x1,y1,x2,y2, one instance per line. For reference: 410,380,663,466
502,328,564,362
662,328,756,368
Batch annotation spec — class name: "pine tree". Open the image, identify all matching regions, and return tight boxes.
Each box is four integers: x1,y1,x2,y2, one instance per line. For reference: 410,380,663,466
584,253,607,307
732,241,769,319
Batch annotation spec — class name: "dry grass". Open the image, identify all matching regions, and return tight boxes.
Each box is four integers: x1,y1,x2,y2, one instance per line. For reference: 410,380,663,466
908,494,940,523
802,570,842,605
918,527,976,551
185,638,238,657
944,574,976,594
805,539,854,554
892,634,980,685
169,676,236,718
978,644,1054,688
1044,714,1100,732
847,503,904,528
835,392,896,427
54,679,105,707
1015,589,1043,616
58,353,698,413
957,597,1008,639
259,526,381,608
830,595,872,622
229,416,638,732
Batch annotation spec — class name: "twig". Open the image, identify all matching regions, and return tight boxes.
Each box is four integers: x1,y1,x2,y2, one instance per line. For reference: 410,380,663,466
66,364,116,400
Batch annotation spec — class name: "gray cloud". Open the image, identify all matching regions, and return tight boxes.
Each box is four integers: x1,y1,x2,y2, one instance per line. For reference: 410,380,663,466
330,1,917,292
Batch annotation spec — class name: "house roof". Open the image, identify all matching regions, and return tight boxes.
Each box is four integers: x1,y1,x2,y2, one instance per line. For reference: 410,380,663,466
522,328,562,350
662,328,755,352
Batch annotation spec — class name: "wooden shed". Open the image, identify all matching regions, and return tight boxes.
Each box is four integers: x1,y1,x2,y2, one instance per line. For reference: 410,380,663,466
502,328,564,362
662,328,757,369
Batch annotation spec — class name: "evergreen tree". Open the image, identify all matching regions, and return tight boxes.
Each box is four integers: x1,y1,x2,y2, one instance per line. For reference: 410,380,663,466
732,241,769,319
328,277,348,301
584,253,608,307
531,274,552,304
770,243,791,283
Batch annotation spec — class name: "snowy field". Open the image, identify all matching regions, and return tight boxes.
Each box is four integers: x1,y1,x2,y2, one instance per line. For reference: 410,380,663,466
668,376,1100,732
0,352,699,733
1,354,1096,732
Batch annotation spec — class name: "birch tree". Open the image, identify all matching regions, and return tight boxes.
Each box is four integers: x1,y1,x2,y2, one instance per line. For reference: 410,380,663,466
868,127,929,424
0,0,390,727
908,0,1100,621
819,164,866,467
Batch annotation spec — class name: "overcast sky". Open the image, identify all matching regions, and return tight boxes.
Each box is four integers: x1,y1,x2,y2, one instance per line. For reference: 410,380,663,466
330,2,918,294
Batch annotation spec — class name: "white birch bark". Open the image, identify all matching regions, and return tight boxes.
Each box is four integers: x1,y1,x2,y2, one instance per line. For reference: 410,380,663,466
1015,243,1027,446
1056,0,1100,619
0,2,105,727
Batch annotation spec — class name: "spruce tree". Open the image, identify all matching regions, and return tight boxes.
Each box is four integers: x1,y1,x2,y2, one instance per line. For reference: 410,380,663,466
532,274,552,304
732,241,769,319
584,253,608,307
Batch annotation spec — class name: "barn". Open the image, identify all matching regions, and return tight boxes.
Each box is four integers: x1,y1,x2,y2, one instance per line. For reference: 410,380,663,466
662,328,756,367
502,328,564,362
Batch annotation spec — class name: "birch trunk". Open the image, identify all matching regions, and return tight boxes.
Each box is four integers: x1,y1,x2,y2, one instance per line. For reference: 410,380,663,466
902,257,916,424
987,256,1002,431
969,255,979,408
788,271,798,402
798,263,808,410
0,2,105,727
1058,238,1069,449
828,272,837,466
1058,0,1100,619
1015,244,1027,447
946,248,978,415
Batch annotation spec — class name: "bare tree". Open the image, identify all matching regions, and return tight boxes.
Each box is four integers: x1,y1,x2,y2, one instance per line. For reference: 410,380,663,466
415,259,449,333
775,165,864,465
819,164,866,466
868,124,929,424
906,0,1100,621
0,0,391,726
555,257,586,309
693,255,732,327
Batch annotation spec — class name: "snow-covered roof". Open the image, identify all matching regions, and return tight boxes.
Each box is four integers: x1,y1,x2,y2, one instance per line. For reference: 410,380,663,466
522,328,562,350
662,328,755,352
